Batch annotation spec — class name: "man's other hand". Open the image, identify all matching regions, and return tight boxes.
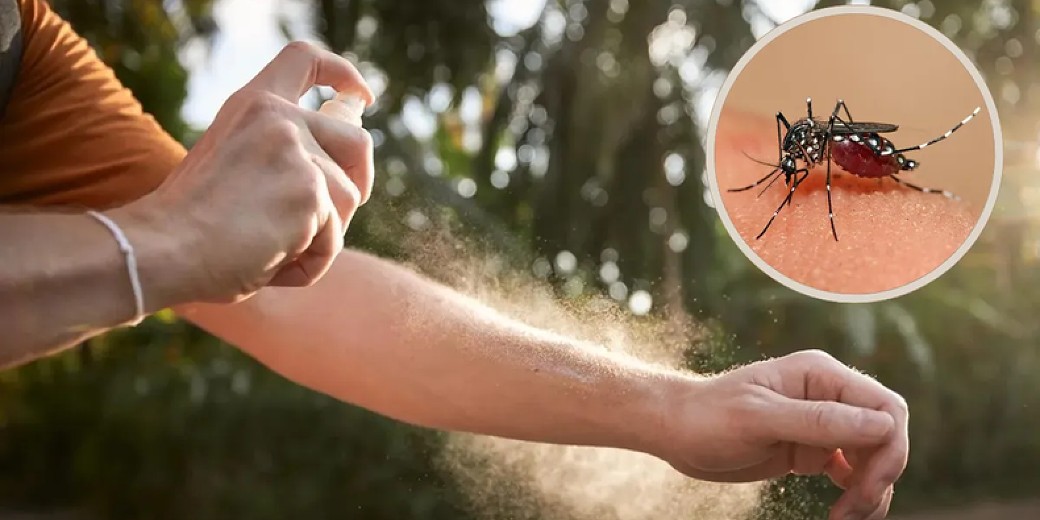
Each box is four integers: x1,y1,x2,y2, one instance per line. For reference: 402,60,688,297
656,350,908,520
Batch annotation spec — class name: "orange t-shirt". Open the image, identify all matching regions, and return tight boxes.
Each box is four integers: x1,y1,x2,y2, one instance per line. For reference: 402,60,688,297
0,0,185,209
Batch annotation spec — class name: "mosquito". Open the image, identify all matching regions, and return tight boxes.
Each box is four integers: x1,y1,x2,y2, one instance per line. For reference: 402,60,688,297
729,98,980,241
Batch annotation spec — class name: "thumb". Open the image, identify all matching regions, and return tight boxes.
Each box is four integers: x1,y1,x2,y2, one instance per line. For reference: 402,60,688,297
766,396,895,449
248,41,374,104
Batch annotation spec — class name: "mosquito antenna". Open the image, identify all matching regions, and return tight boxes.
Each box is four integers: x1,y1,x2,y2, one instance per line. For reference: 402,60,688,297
740,150,782,168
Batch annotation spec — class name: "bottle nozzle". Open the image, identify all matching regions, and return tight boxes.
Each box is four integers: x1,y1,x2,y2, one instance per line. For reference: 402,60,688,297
318,92,366,126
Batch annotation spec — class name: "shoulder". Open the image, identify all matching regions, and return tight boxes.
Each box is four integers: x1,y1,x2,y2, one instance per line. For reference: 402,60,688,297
0,0,187,209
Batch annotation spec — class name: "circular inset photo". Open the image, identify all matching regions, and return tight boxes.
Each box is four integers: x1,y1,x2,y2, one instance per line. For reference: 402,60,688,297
706,6,1002,303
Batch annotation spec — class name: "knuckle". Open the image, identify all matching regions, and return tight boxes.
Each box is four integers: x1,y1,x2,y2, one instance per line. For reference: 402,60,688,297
891,394,909,415
328,169,362,219
355,128,375,149
300,174,324,209
879,465,904,487
231,89,284,117
264,125,308,169
298,271,322,288
281,40,319,59
858,482,886,508
885,466,906,490
265,119,301,147
804,401,830,430
337,126,374,158
330,241,346,261
802,348,835,362
729,384,771,432
342,180,362,208
353,130,375,186
791,349,840,368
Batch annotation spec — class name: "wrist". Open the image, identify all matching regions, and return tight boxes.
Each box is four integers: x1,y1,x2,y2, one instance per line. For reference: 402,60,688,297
614,364,705,457
104,196,203,312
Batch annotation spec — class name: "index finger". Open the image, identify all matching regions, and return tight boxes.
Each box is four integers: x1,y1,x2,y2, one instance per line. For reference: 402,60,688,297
247,41,375,104
837,403,907,519
811,362,908,519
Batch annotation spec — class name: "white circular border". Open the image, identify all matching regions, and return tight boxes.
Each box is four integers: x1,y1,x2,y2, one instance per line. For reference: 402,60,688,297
705,5,1004,304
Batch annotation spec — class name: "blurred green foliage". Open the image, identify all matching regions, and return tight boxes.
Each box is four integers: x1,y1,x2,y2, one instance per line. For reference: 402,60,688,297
2,0,1040,518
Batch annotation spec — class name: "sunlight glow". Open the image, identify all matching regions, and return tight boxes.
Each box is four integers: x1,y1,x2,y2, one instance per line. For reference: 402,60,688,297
488,0,546,36
184,0,541,127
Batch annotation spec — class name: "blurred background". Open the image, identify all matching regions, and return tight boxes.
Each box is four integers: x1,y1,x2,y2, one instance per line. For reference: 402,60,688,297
2,0,1040,519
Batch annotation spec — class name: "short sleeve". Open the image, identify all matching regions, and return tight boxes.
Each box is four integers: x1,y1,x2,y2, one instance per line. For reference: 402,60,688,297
0,0,187,210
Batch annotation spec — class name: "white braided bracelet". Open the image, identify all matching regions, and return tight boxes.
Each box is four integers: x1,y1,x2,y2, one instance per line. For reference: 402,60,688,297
86,210,145,326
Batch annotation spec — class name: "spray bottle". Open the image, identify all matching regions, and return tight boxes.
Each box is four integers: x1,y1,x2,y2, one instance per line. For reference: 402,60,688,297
318,91,366,126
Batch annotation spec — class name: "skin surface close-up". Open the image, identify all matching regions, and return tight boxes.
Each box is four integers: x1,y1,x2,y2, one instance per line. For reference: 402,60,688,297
716,109,977,294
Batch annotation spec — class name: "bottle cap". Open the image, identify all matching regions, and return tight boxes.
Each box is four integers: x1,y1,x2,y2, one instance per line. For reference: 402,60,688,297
318,92,366,126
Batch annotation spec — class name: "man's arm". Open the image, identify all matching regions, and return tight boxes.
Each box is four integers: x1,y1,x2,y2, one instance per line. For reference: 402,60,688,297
178,248,908,520
177,248,675,452
0,205,191,365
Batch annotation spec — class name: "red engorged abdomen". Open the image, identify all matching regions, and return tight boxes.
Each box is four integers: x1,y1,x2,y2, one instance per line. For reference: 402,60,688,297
830,140,899,179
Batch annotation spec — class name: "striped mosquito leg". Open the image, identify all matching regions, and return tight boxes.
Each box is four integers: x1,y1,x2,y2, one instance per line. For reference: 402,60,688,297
889,175,960,200
756,169,809,240
890,107,981,154
826,147,838,241
757,171,785,198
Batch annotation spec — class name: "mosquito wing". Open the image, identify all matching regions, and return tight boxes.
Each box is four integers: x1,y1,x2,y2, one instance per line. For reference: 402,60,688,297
814,118,899,134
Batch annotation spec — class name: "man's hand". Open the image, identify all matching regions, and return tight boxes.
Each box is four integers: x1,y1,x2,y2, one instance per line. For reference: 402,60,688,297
657,350,907,520
113,41,375,306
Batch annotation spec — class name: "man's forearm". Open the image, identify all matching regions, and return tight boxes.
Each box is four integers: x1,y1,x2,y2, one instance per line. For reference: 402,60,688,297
178,249,689,454
0,205,193,367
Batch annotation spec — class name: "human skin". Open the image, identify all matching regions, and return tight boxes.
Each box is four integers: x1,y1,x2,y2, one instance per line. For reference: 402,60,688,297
715,109,977,294
2,44,907,520
180,253,907,520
